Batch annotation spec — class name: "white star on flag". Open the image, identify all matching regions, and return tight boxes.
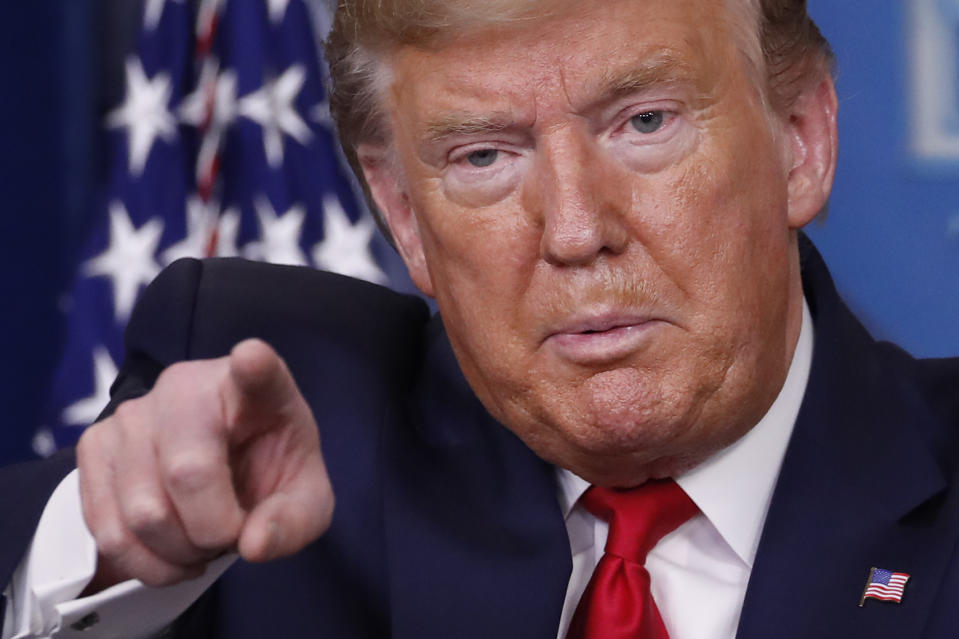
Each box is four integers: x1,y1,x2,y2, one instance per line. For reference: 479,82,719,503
84,202,164,322
107,57,177,176
178,59,238,130
266,0,292,24
238,65,312,168
61,347,118,427
313,195,387,284
244,198,309,265
161,196,219,264
143,0,185,30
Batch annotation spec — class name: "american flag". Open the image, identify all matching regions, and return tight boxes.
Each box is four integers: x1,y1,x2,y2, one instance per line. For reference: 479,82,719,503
862,568,910,604
34,0,399,455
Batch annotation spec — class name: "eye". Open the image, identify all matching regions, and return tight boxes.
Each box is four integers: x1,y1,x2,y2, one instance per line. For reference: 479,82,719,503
466,149,499,168
629,111,665,134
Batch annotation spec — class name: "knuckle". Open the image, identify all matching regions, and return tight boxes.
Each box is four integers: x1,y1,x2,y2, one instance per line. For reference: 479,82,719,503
154,363,193,400
157,360,219,396
77,419,108,451
111,397,143,424
110,398,155,441
156,361,191,386
85,397,153,443
123,494,173,536
95,521,134,559
164,453,220,495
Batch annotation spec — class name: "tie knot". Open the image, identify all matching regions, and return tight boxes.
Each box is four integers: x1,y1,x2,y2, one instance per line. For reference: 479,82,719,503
580,479,697,562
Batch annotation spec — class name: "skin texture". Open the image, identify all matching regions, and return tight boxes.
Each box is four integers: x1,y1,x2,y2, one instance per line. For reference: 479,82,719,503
78,339,334,589
77,0,836,591
362,0,837,487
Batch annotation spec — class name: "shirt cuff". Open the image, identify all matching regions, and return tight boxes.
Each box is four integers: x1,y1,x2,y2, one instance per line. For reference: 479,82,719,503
4,469,235,639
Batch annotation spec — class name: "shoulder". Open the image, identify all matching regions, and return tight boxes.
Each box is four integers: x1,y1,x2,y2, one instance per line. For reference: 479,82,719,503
125,257,430,370
102,258,432,437
910,354,959,418
800,235,959,474
132,258,428,347
877,343,959,468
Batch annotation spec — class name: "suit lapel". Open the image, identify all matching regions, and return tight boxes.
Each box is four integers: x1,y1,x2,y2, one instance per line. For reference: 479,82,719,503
736,242,958,639
383,316,571,639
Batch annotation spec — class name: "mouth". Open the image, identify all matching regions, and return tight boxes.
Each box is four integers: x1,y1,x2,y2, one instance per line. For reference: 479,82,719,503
544,312,664,365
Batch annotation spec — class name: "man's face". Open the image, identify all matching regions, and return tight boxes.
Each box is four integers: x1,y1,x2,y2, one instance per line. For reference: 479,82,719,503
364,0,832,486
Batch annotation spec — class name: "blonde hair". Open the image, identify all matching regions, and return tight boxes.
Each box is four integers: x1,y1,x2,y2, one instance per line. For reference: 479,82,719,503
324,0,833,231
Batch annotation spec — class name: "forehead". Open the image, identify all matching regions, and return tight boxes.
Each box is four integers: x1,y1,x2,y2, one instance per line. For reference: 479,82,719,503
386,0,756,134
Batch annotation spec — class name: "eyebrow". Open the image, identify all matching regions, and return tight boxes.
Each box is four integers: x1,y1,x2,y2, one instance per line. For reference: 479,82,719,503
593,51,698,104
424,112,516,144
420,52,698,145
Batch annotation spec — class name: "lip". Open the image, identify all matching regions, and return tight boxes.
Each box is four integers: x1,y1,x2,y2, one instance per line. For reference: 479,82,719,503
544,312,664,365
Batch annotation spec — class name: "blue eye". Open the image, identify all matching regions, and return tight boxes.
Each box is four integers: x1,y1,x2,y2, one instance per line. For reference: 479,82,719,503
467,149,499,167
630,111,665,134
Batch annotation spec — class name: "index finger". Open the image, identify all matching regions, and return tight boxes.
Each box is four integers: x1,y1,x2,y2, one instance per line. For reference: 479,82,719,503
223,339,303,442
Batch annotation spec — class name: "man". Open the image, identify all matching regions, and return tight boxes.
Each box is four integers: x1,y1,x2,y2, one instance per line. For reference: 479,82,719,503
3,0,959,637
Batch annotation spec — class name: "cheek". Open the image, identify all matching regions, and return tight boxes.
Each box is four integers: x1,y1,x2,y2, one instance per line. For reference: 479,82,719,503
622,133,791,370
414,208,557,422
666,124,787,271
410,187,543,378
413,178,537,293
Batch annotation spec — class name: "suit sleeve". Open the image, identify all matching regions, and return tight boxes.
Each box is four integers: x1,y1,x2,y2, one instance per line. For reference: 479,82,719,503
102,257,206,417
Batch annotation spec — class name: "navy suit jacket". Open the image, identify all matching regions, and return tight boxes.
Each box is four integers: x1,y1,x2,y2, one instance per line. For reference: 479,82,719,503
2,237,959,638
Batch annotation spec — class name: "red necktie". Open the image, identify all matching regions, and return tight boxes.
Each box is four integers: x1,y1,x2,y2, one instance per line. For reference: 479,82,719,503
567,479,698,639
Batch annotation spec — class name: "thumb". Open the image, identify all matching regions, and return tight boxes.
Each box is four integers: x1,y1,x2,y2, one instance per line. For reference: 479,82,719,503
237,465,335,562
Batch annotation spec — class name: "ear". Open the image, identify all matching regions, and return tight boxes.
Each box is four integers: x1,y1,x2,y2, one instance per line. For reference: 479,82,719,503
782,76,839,229
358,145,435,297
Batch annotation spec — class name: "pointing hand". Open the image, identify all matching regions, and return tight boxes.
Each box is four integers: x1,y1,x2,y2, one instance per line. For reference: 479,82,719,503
77,339,334,590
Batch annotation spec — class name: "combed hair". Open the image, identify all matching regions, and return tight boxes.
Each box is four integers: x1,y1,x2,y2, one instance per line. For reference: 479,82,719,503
756,0,835,111
324,0,834,230
324,0,580,169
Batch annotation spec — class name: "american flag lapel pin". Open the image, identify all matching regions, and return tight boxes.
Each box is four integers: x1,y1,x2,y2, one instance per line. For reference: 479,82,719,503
859,567,910,606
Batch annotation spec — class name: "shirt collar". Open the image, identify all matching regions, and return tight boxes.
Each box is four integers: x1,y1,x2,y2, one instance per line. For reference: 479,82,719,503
556,299,815,568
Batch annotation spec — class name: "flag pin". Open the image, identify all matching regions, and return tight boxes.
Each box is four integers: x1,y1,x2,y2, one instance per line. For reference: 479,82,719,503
859,567,910,606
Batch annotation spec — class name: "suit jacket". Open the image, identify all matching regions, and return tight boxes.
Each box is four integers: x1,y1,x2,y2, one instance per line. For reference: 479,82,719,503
2,237,958,638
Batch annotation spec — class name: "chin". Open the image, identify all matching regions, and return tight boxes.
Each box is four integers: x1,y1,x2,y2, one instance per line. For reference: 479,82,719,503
562,453,698,489
539,399,744,486
542,429,707,487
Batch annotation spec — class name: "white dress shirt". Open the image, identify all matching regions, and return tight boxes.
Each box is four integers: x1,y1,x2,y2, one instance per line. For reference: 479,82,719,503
555,300,814,639
4,303,813,639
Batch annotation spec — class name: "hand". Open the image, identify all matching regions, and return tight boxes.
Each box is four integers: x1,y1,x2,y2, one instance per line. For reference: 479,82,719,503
76,339,334,590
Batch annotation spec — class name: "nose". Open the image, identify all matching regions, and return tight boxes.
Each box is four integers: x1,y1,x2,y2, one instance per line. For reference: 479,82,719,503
526,128,630,266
